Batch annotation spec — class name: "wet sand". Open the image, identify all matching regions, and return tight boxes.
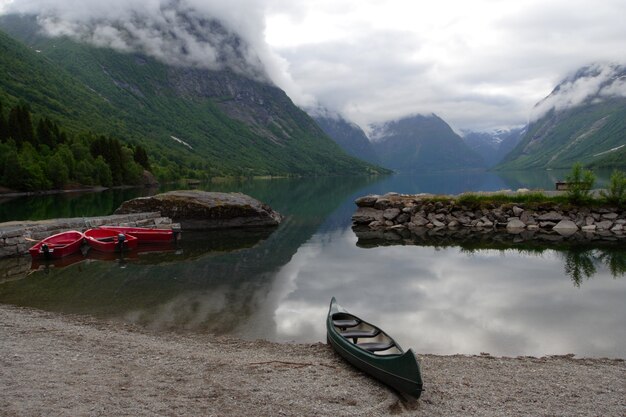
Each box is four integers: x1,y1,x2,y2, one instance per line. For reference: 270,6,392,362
1,305,624,416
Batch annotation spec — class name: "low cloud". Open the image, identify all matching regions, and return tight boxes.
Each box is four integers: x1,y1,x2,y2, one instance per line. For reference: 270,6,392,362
3,0,315,105
530,63,626,121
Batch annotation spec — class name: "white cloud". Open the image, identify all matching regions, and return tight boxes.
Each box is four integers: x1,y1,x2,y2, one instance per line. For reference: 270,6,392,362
530,63,626,121
265,0,626,131
3,0,626,131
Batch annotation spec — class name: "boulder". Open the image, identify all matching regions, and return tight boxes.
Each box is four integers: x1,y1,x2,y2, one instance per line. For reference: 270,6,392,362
115,190,282,230
596,220,614,230
553,220,579,236
353,207,384,224
537,211,564,222
355,195,379,207
383,208,401,220
506,218,526,232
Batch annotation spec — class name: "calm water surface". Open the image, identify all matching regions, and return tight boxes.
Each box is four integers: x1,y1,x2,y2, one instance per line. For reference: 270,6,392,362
1,170,624,358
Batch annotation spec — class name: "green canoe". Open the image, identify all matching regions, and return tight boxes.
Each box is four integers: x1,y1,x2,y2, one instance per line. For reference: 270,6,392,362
326,297,423,398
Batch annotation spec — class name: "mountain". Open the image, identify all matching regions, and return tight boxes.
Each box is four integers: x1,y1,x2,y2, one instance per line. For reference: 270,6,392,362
311,109,380,165
369,114,486,172
0,14,384,178
463,128,525,167
498,64,626,170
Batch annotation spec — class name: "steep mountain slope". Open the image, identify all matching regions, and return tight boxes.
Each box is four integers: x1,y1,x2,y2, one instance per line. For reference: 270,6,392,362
463,128,525,167
498,64,626,170
0,15,383,177
311,110,380,165
369,114,486,172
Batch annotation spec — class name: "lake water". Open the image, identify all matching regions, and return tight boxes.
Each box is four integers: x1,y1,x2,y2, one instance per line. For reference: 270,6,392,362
1,170,624,358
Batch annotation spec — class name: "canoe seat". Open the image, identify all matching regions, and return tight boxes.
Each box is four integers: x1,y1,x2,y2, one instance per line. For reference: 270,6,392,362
357,341,395,352
332,318,360,329
340,329,380,339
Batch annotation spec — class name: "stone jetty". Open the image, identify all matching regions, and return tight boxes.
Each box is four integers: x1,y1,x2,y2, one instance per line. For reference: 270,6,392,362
352,192,626,245
0,212,175,259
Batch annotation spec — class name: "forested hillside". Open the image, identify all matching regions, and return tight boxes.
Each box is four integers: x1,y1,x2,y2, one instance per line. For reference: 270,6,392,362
497,64,626,170
0,15,383,192
0,100,149,191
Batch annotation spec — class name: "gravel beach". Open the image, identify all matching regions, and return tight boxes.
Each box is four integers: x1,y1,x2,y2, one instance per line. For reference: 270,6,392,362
1,304,624,416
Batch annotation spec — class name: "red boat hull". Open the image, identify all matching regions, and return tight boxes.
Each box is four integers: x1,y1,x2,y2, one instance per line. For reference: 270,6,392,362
84,228,139,252
28,231,84,259
98,226,174,243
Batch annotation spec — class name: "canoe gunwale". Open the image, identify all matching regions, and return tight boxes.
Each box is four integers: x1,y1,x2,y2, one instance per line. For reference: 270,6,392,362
326,297,423,398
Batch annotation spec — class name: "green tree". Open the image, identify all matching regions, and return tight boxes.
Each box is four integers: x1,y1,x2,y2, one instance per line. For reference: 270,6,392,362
45,153,69,189
599,170,626,206
0,100,9,142
75,160,96,185
7,104,35,147
565,163,595,204
133,144,151,170
36,117,57,148
17,143,50,190
93,156,113,187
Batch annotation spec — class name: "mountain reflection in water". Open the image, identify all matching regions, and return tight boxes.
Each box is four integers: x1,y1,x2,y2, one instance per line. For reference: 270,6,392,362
0,172,625,358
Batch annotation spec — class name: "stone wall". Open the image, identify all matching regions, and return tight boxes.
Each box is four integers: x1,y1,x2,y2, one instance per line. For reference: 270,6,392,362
352,193,626,243
0,212,176,259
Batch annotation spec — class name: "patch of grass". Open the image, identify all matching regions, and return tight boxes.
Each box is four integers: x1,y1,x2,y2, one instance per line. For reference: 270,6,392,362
453,192,570,209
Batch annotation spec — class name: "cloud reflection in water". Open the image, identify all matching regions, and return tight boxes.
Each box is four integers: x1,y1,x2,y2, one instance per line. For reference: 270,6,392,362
271,227,626,358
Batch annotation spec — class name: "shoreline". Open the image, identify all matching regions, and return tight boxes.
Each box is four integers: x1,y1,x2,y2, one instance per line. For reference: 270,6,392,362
1,304,624,416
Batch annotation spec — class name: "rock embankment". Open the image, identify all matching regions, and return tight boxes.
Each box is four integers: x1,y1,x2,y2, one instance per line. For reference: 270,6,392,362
0,212,173,259
115,190,283,230
352,193,626,243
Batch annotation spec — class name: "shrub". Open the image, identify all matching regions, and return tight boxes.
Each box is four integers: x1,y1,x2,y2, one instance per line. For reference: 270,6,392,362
565,163,595,204
600,170,626,206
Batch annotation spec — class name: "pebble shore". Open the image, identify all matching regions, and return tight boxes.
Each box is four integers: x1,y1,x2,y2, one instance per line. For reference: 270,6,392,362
1,305,624,416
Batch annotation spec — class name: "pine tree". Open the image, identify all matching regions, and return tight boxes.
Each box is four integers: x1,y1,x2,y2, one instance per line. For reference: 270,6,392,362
37,118,56,148
0,100,8,141
7,104,35,147
133,144,151,170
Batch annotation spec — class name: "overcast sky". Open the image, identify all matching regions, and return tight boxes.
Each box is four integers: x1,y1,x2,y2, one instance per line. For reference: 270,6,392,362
2,0,626,132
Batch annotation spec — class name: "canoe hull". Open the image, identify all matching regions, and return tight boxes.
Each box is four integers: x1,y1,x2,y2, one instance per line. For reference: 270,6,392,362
326,298,423,398
98,226,174,243
28,231,84,259
84,229,139,252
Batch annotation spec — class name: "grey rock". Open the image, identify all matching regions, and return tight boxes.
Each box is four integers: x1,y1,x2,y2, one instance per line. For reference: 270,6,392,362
585,216,595,226
610,224,623,232
115,190,282,230
353,208,384,224
553,220,579,236
368,220,386,230
410,215,429,226
537,211,564,221
506,219,526,231
355,195,379,207
539,221,557,228
383,208,401,220
581,225,597,231
431,220,446,228
602,212,619,220
448,220,460,228
596,220,614,230
395,213,410,224
374,198,392,210
512,206,524,217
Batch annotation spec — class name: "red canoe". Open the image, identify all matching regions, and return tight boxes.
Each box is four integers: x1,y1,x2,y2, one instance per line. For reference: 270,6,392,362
98,226,174,243
84,228,139,252
28,230,85,259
